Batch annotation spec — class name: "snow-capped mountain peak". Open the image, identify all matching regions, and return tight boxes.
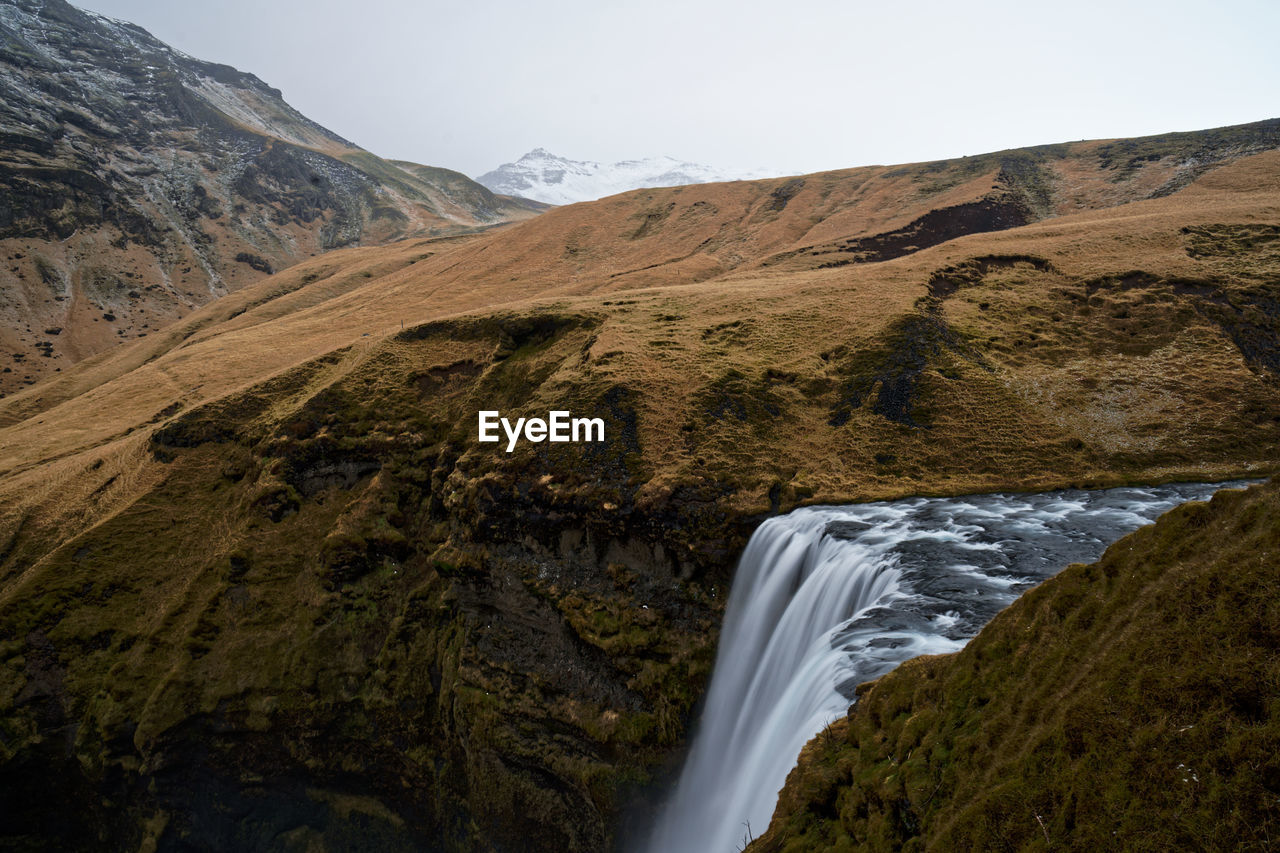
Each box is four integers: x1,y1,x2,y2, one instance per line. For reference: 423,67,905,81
476,149,779,205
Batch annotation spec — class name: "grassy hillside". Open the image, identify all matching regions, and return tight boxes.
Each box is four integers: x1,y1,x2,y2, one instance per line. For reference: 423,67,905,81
0,123,1278,850
754,477,1280,852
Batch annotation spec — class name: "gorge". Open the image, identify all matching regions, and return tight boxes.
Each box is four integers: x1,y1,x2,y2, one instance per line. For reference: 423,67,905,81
644,481,1256,852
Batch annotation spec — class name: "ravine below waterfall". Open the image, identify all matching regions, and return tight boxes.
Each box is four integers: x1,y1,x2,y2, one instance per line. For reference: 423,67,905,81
643,480,1258,853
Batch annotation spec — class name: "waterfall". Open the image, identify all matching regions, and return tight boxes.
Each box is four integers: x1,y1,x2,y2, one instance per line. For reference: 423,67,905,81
642,481,1254,853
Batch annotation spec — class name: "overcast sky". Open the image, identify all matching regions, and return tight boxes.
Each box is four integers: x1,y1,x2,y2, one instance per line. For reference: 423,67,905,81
76,0,1280,179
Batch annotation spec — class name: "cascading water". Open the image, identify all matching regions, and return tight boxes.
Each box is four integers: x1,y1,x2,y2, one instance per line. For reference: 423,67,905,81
643,480,1255,853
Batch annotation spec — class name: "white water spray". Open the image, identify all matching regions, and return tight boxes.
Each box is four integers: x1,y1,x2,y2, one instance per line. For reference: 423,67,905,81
643,481,1253,852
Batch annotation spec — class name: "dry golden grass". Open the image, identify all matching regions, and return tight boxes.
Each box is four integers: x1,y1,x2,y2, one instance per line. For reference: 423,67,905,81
2,148,1278,491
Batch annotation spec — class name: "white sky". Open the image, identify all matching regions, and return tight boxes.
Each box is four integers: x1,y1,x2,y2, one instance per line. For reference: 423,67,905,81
75,0,1280,179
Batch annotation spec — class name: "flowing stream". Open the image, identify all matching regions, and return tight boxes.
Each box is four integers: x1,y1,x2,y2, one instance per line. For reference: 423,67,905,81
643,480,1255,852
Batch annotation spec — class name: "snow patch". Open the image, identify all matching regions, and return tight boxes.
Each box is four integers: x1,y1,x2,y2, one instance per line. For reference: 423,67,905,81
476,149,783,205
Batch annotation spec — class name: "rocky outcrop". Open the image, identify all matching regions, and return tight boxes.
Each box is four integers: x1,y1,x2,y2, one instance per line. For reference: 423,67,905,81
0,312,746,852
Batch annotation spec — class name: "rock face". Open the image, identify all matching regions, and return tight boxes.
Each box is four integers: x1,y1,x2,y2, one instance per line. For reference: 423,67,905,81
0,0,544,392
0,312,739,853
476,147,779,205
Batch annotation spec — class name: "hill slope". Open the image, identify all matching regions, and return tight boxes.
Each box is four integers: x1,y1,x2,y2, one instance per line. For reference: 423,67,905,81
0,0,543,392
0,123,1278,850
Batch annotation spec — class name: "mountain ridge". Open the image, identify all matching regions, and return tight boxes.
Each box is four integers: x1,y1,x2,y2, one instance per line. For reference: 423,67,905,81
0,0,544,393
6,118,1277,438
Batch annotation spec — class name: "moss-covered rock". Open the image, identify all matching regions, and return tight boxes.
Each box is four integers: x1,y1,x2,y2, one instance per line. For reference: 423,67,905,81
0,311,736,852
